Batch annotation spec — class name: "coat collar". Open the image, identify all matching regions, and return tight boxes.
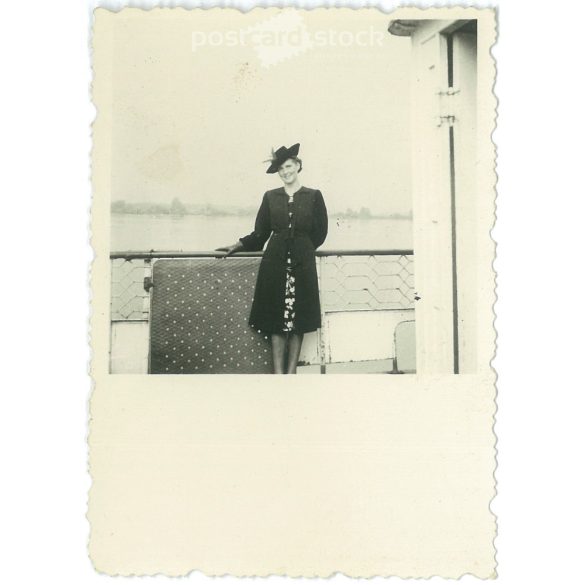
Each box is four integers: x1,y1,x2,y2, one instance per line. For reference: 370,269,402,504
277,186,307,196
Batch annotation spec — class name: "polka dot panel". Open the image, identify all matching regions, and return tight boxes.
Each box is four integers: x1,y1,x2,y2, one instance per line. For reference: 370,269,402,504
149,259,273,374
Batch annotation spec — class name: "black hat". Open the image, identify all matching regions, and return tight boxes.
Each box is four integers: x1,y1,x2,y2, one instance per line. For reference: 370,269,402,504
265,143,300,174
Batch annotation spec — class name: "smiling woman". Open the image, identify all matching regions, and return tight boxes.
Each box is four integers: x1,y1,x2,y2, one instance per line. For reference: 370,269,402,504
216,143,328,374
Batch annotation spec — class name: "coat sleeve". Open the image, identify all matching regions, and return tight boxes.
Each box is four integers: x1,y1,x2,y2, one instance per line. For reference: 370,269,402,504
239,192,272,251
310,190,328,249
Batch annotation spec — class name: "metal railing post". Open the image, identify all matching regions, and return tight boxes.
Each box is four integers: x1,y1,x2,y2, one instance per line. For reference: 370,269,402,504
317,256,327,374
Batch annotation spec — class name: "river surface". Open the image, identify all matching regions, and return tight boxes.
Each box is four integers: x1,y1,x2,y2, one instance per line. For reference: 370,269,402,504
111,214,413,252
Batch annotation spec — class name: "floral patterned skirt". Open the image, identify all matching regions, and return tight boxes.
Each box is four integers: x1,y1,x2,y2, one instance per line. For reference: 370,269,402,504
282,251,296,332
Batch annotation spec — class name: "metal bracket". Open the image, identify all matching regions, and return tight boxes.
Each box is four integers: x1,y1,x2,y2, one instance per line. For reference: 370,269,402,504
436,87,460,127
438,115,456,127
436,88,461,97
143,276,154,292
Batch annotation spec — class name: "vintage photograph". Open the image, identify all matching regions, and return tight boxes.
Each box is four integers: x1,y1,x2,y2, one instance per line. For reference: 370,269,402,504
91,7,497,577
107,9,482,375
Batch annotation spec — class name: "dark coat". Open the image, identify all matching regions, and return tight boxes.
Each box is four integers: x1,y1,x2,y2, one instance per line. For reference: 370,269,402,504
239,186,328,333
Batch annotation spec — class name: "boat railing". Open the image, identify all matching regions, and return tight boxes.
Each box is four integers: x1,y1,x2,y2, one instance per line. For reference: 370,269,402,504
109,249,415,374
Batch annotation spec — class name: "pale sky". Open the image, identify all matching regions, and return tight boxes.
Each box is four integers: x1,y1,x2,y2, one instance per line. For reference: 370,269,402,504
111,9,413,215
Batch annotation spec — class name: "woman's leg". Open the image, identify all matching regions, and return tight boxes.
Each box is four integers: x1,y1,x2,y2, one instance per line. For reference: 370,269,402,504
286,333,304,374
271,333,287,374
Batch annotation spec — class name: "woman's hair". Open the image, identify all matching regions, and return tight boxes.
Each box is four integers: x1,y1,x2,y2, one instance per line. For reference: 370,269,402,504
289,157,303,173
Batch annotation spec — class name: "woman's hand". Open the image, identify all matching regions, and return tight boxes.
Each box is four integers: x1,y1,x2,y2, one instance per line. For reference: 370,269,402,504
214,241,244,257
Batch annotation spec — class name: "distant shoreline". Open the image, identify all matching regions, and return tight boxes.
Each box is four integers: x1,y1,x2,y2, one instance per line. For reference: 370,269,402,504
110,199,412,221
111,211,413,221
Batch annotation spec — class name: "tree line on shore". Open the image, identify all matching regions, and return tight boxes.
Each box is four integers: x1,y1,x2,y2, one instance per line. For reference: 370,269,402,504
111,198,412,220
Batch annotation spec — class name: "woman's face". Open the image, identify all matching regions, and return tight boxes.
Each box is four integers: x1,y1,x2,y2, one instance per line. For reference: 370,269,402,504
278,159,300,184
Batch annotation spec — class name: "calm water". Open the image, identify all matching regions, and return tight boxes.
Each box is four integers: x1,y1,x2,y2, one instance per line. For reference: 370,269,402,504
111,214,413,252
